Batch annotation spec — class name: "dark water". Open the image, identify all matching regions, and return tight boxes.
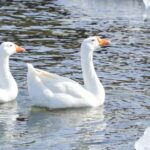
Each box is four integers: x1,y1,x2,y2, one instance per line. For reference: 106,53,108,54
0,0,150,149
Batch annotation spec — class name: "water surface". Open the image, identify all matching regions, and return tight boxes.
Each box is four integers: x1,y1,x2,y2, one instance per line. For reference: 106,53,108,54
0,0,150,149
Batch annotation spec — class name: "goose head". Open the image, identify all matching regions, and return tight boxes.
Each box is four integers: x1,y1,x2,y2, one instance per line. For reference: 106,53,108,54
0,42,25,56
81,36,110,52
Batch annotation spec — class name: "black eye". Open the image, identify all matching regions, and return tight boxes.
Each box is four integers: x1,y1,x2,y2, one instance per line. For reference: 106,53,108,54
10,45,12,47
91,39,95,42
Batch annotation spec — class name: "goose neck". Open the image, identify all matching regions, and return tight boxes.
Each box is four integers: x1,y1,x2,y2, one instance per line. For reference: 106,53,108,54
0,54,15,88
80,45,105,103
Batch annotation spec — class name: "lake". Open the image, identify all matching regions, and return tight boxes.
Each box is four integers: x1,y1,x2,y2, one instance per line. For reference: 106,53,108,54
0,0,149,149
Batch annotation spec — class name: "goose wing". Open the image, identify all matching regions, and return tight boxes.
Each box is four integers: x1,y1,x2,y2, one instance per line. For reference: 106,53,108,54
27,64,91,99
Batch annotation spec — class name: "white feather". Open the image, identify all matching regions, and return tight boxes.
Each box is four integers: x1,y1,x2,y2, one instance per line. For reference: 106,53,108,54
27,37,108,109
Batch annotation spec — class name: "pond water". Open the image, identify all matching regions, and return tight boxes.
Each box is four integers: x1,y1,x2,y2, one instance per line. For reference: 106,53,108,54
0,0,150,149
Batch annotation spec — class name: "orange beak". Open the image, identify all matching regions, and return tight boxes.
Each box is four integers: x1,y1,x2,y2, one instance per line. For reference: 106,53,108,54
15,44,25,53
97,37,110,47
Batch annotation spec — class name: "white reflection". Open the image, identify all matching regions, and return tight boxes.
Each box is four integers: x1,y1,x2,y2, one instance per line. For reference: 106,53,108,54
0,101,18,148
56,0,143,18
27,106,106,149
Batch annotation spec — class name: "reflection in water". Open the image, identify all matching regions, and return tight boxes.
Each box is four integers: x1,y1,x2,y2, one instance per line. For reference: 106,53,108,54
57,0,144,18
26,107,105,149
0,101,18,149
0,0,150,149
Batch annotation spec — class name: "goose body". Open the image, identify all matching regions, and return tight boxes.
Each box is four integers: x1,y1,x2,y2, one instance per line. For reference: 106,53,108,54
27,37,110,109
143,0,150,9
143,0,150,21
135,127,150,150
0,42,25,103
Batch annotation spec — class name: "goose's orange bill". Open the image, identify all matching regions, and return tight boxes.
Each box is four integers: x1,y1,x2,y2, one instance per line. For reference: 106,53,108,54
15,44,25,53
97,37,111,47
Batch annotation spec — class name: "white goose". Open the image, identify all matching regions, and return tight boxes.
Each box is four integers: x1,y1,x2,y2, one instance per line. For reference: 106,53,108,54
143,0,150,20
143,0,150,9
27,36,110,109
0,42,25,103
135,127,150,150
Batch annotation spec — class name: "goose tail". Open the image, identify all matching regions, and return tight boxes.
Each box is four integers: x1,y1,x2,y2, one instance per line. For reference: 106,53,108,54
27,63,37,74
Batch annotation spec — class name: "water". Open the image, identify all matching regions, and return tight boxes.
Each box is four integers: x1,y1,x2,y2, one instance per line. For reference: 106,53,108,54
0,0,150,149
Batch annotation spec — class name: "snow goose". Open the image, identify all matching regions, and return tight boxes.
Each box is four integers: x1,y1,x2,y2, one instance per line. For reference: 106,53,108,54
143,0,150,21
27,36,110,109
0,42,25,103
135,127,150,150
